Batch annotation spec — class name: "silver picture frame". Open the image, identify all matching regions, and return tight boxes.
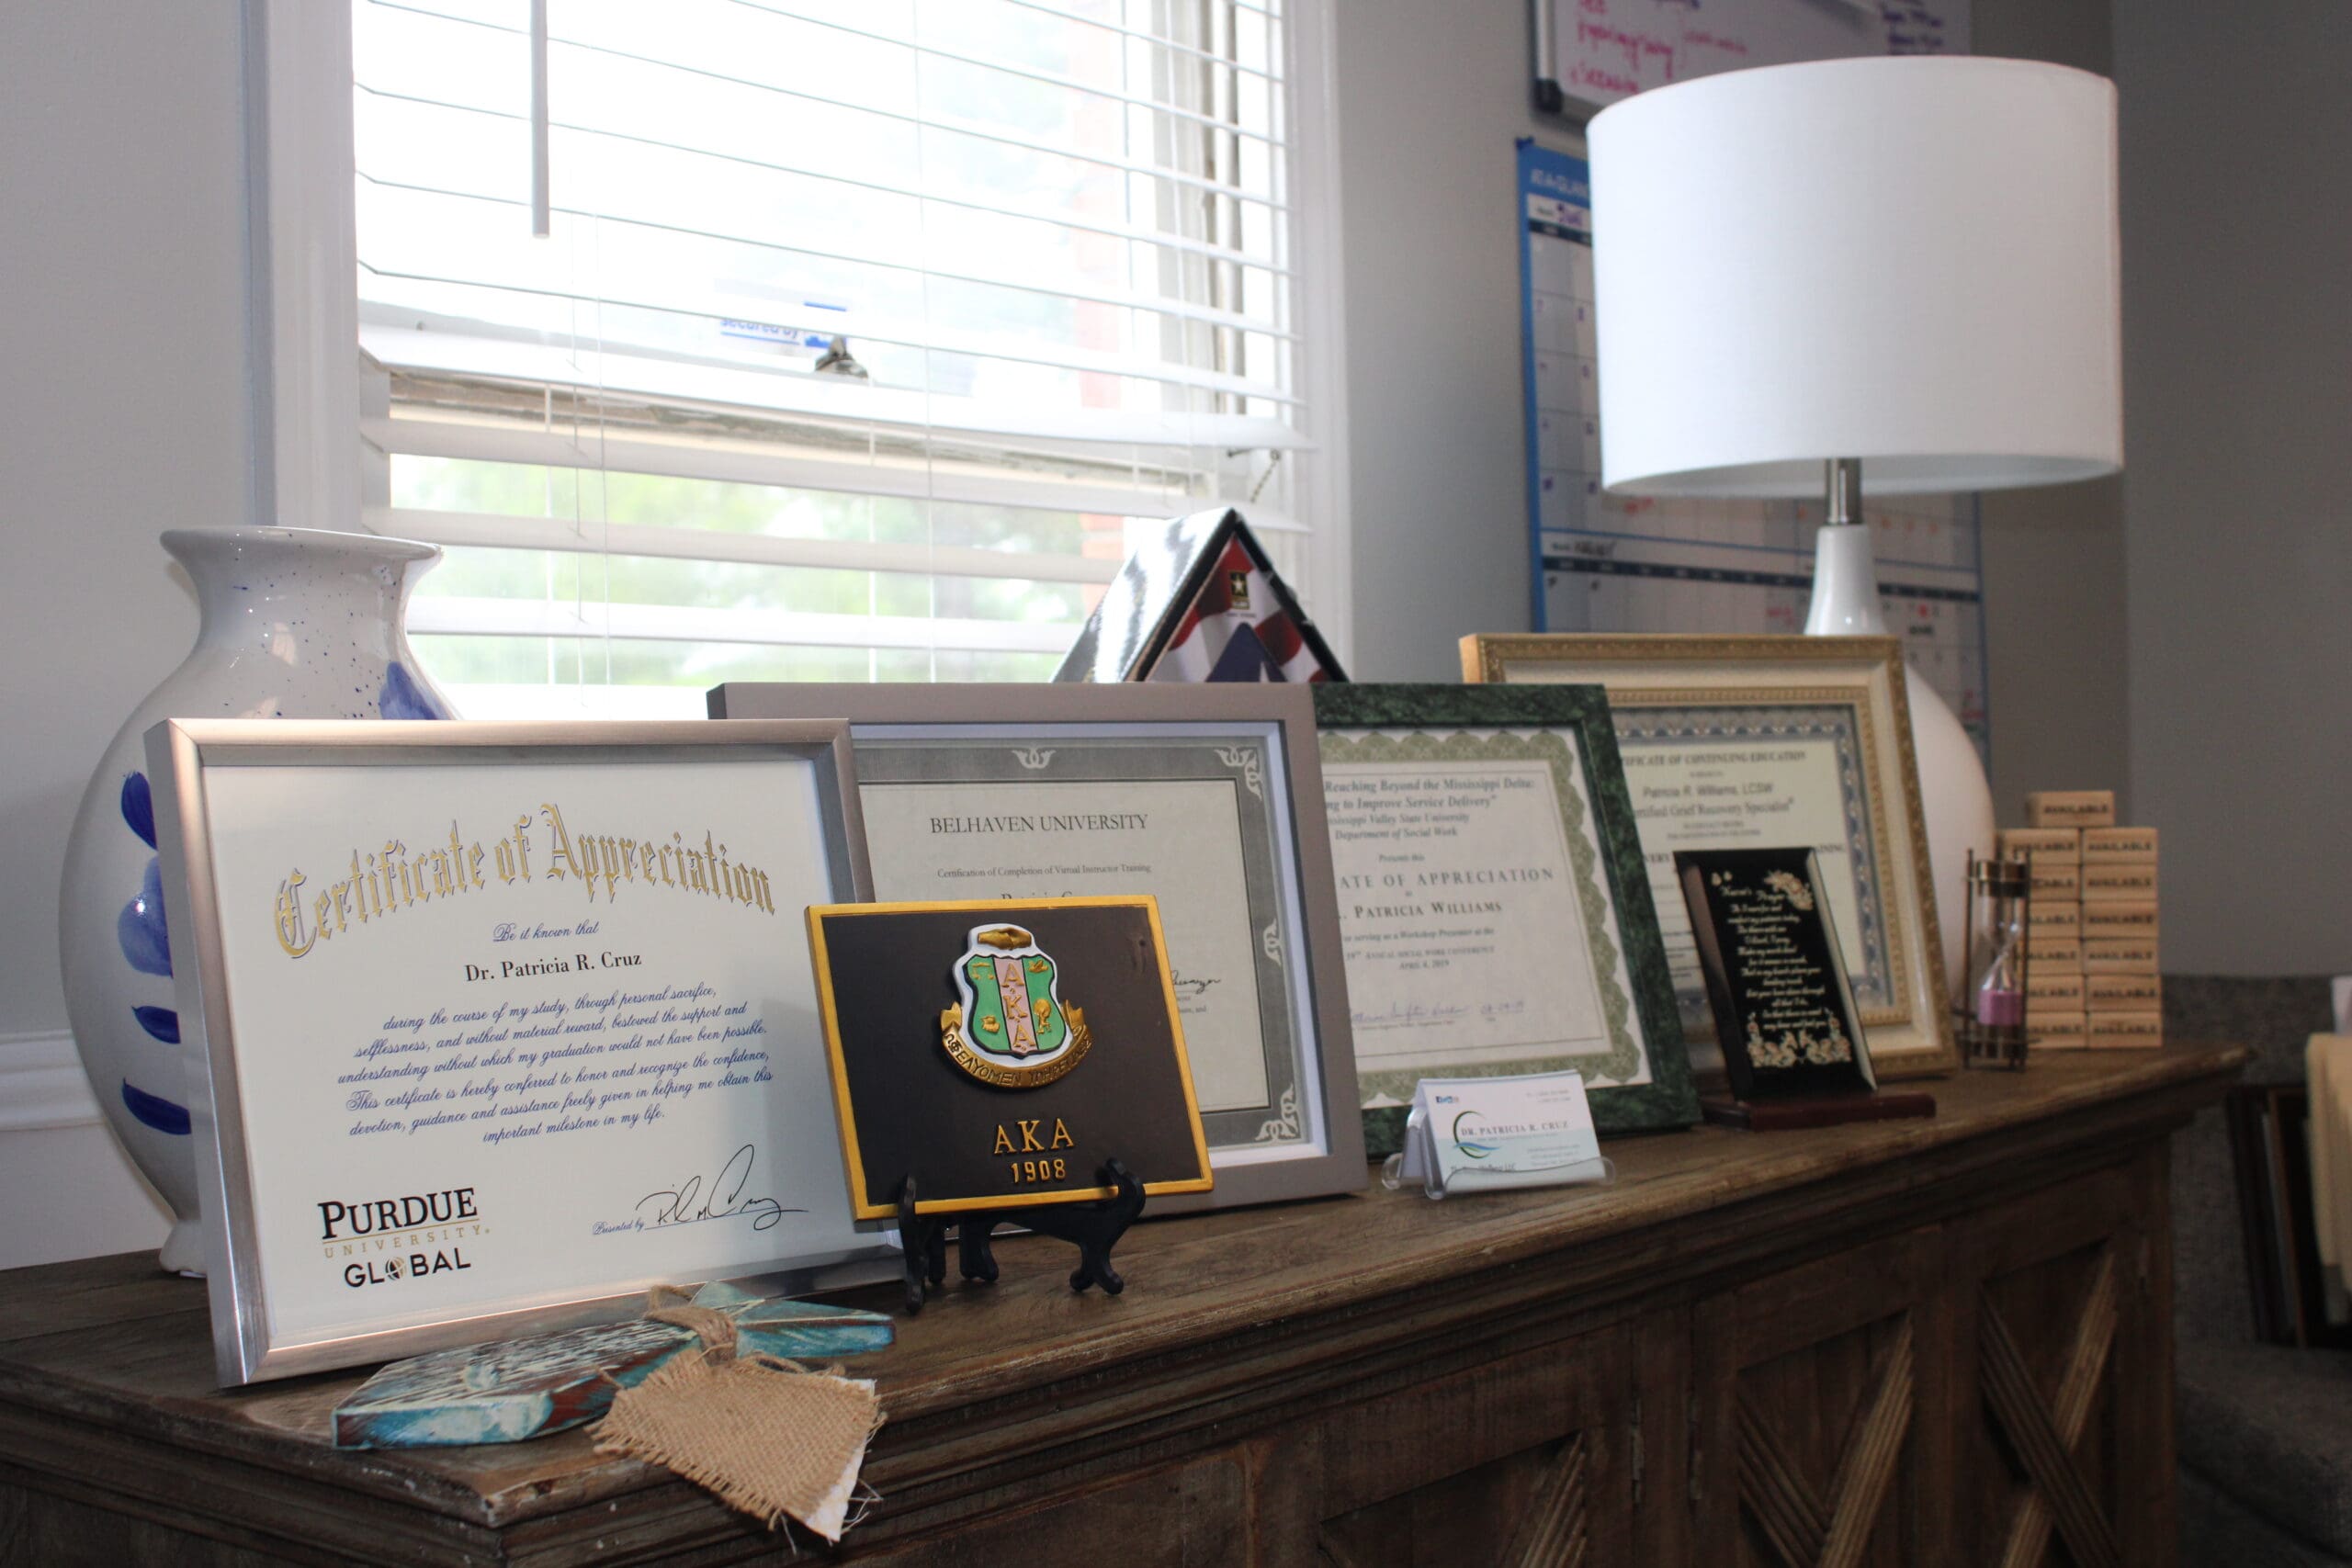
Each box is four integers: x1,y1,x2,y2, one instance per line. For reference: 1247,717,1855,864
707,682,1368,1209
145,718,891,1384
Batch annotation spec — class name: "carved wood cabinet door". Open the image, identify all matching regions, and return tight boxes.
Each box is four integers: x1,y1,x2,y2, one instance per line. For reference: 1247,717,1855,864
1686,1156,2173,1568
1690,1227,1959,1568
1273,1321,1654,1568
1950,1160,2173,1568
849,1321,1660,1568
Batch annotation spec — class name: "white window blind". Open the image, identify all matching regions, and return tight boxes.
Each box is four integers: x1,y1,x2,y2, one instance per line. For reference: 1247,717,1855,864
351,0,1322,716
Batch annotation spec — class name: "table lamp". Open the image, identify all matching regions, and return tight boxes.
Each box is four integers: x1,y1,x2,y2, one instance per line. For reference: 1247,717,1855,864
1587,55,2122,993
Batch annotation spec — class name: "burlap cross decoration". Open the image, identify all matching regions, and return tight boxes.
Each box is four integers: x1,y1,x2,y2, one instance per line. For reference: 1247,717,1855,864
592,1289,884,1542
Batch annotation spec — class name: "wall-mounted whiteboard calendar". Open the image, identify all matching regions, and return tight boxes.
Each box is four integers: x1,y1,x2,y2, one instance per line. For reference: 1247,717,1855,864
1515,141,1990,755
1538,0,1969,118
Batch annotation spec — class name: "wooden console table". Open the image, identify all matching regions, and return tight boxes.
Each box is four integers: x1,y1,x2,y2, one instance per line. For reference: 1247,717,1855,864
0,1044,2241,1565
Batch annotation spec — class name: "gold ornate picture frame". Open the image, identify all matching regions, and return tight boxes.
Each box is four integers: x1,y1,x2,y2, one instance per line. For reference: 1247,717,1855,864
1462,635,1955,1078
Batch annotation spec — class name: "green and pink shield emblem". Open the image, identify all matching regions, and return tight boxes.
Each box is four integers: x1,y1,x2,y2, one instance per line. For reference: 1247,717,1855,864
956,925,1072,1062
940,924,1093,1088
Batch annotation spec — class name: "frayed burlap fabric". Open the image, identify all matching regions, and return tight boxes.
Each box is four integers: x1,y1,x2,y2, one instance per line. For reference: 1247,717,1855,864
591,1292,884,1542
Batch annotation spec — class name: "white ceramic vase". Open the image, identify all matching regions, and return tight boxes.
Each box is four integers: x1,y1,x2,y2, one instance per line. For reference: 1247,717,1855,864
1806,523,1996,998
58,528,454,1273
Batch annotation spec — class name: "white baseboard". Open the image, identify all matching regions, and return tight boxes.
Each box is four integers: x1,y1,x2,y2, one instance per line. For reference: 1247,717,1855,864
0,1031,102,1133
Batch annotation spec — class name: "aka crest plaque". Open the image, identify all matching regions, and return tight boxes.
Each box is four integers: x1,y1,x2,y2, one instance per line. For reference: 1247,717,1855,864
942,925,1092,1087
808,897,1214,1218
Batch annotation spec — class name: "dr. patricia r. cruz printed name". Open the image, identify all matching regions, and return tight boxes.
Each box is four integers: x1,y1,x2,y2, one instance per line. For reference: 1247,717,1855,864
464,951,645,983
267,801,780,959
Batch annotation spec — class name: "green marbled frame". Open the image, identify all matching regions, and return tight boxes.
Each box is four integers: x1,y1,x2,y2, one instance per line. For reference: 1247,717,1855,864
1312,683,1698,1146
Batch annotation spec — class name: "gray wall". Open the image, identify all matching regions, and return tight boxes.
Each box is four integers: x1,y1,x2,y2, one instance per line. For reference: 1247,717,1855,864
2116,0,2352,974
0,0,2344,1271
0,0,254,1262
1333,0,2347,974
1,0,256,1038
1331,0,2142,827
1334,0,1577,681
1971,0,2131,825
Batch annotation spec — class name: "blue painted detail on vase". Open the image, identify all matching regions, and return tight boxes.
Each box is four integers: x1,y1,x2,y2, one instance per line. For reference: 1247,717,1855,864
379,661,447,721
133,1005,182,1044
118,858,172,977
121,772,156,849
122,1080,191,1135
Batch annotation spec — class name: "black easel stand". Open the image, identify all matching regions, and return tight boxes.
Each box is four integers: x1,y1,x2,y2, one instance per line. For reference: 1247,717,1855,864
893,1158,1147,1316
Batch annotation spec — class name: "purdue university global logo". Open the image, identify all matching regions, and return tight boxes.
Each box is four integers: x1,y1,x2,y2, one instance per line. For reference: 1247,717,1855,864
939,925,1091,1088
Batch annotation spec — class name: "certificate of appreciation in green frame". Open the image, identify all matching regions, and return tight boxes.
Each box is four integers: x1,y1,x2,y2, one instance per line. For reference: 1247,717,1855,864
1312,684,1696,1140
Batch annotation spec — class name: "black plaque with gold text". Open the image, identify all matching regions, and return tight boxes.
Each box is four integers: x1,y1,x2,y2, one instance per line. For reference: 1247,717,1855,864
808,897,1214,1218
1674,848,1877,1102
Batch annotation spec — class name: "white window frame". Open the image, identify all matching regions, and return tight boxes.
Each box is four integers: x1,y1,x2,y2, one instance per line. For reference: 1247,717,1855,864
243,0,1355,675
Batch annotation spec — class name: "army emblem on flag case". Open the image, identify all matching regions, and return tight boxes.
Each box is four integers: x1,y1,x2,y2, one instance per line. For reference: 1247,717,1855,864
940,925,1092,1088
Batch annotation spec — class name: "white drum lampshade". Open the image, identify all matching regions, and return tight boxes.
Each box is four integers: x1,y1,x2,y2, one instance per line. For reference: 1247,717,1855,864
1588,56,2123,998
1589,56,2121,496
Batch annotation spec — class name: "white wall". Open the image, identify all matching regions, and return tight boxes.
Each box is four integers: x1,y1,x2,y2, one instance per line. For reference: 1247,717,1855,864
2115,0,2352,975
0,0,254,1265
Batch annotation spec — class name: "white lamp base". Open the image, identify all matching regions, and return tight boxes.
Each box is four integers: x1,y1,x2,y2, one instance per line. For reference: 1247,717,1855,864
1805,521,1994,998
1903,664,1996,996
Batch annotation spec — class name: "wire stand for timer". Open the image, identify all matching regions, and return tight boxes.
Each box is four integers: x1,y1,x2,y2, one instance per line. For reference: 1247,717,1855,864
893,1158,1147,1316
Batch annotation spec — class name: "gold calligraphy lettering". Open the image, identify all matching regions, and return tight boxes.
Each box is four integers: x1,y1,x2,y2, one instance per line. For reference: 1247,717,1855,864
267,804,778,956
274,872,315,957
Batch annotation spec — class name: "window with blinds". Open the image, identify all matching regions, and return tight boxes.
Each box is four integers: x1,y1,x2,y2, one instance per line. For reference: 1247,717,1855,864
350,0,1319,716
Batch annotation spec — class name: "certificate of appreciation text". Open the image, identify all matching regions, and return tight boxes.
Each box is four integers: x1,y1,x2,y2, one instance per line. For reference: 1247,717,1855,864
178,750,881,1370
1319,728,1652,1104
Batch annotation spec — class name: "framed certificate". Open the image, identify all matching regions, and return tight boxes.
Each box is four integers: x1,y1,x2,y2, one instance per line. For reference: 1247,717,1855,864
145,719,895,1384
1312,685,1696,1138
707,682,1365,1207
1460,635,1956,1077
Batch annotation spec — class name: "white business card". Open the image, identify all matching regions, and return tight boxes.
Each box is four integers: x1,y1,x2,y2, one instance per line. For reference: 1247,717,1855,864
1396,1069,1609,1198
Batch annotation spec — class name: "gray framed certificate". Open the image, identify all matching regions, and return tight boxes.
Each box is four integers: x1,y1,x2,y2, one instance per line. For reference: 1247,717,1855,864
1312,684,1697,1139
1461,634,1955,1078
145,719,894,1384
708,682,1365,1208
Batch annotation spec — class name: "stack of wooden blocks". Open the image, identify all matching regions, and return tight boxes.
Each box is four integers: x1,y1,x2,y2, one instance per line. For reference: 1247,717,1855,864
1999,790,2162,1050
